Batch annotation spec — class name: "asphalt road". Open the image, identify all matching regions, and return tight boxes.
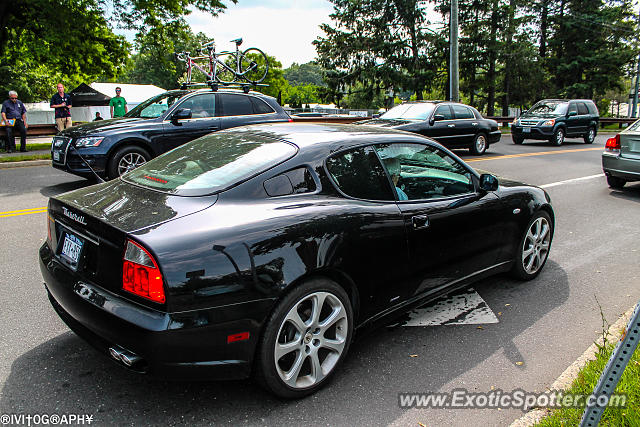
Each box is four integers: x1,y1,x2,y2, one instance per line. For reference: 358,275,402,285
1,133,639,426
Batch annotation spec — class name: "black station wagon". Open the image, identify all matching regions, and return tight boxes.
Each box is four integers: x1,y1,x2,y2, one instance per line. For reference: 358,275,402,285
51,89,290,180
40,123,554,398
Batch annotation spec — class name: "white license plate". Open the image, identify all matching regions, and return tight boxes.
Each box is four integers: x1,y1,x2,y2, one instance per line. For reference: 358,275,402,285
522,127,531,133
53,151,60,161
61,233,83,264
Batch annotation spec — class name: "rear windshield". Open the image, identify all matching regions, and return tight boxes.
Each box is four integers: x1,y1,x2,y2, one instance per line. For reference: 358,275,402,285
123,132,297,196
381,103,435,120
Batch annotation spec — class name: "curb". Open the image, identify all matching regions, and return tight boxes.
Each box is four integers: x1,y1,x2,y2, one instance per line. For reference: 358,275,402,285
510,306,635,427
0,160,51,169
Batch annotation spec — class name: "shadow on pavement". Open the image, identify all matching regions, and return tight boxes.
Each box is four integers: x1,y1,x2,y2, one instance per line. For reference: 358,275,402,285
0,261,569,424
608,182,640,203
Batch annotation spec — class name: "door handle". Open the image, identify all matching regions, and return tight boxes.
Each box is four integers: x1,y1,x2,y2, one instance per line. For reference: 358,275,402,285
412,214,430,229
447,124,455,128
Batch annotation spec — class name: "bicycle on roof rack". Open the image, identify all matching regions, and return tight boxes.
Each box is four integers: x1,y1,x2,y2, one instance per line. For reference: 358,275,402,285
174,38,269,93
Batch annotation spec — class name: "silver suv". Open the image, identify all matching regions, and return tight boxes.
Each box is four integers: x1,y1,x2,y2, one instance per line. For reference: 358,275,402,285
602,119,640,189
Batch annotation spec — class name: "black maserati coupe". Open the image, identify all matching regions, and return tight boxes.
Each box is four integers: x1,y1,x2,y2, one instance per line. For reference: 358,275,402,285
39,123,554,398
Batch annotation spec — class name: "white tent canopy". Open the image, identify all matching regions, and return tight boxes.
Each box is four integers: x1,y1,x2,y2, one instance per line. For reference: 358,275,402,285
89,83,166,107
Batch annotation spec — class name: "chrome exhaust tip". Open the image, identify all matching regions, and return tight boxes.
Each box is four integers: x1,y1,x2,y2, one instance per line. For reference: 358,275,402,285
108,346,143,367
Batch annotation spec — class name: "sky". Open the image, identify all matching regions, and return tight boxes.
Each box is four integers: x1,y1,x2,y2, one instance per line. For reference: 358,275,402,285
177,0,334,68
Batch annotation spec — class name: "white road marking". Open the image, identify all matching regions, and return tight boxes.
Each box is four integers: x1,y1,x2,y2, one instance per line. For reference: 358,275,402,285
400,288,499,327
539,174,604,189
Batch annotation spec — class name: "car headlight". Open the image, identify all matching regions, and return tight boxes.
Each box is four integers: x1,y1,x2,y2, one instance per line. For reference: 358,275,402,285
75,136,105,148
542,119,555,126
512,118,519,125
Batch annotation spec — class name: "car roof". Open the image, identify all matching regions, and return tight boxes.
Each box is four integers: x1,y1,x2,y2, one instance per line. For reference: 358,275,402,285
216,122,431,150
162,88,277,100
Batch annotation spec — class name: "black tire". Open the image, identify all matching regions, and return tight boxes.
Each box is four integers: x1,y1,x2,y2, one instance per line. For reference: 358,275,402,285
513,136,524,145
107,145,150,180
584,126,596,144
511,210,553,281
469,133,488,155
255,277,353,399
551,127,565,146
239,48,269,84
606,176,626,189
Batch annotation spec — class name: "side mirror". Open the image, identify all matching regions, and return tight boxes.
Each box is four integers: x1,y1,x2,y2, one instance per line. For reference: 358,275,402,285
433,114,445,122
172,108,192,122
372,113,380,119
479,174,499,192
568,111,578,117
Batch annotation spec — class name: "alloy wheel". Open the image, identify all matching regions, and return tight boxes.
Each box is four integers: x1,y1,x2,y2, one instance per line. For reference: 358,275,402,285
118,153,147,175
555,129,565,145
274,291,348,389
521,217,551,275
475,135,487,154
587,128,595,143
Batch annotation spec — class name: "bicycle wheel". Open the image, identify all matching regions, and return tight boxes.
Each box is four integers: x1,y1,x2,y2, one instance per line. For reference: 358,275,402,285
214,58,237,85
239,48,269,84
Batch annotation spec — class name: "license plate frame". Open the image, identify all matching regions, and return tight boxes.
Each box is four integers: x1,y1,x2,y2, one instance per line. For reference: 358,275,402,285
522,127,531,133
59,231,84,269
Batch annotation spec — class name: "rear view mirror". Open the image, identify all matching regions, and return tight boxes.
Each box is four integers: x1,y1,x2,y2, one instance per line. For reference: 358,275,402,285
479,174,499,192
172,108,192,121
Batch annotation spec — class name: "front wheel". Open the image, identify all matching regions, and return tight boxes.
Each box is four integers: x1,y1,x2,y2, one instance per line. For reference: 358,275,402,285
108,145,150,179
511,211,553,280
551,128,565,146
255,278,353,398
239,48,269,84
513,136,524,145
470,133,488,155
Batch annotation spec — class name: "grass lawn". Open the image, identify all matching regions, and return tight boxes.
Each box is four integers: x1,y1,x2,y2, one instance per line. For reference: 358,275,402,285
0,153,51,162
537,336,640,426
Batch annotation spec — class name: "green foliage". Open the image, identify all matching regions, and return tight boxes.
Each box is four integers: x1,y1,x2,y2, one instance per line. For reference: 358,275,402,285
0,0,128,102
284,62,327,87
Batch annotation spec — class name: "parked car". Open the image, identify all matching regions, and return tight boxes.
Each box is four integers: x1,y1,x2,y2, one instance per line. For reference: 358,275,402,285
602,119,640,189
51,89,290,180
358,101,501,155
40,123,554,398
511,99,599,146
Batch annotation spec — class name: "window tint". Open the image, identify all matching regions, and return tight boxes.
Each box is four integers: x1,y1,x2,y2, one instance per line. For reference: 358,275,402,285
568,103,577,114
586,102,598,115
264,167,317,197
374,143,474,200
177,94,215,118
434,105,454,120
219,94,254,116
452,105,475,119
577,102,589,115
326,146,394,201
250,97,274,114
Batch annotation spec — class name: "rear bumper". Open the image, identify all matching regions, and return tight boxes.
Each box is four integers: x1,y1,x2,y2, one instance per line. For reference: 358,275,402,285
602,153,640,182
488,130,501,144
39,243,274,380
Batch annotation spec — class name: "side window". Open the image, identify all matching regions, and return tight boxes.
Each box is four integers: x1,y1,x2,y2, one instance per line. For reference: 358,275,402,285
451,105,475,119
326,146,394,201
374,143,474,201
577,102,589,115
568,103,577,114
586,102,599,115
250,97,275,114
264,168,316,197
434,105,454,120
177,94,215,118
219,94,254,116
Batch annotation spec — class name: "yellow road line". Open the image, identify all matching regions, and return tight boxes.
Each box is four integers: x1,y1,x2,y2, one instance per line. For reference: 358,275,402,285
0,209,47,218
466,147,602,162
0,207,47,215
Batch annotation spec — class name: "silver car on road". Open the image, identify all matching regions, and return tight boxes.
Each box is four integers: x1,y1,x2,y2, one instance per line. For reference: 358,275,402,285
602,119,640,189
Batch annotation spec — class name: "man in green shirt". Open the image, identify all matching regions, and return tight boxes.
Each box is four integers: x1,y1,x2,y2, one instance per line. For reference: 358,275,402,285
109,87,128,118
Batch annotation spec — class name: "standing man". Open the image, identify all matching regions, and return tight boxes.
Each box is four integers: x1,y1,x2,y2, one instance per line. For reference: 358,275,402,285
109,87,128,118
1,90,28,153
50,83,72,131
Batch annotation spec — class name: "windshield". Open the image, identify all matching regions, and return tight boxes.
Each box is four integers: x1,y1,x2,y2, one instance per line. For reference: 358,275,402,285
528,101,568,115
125,92,188,119
381,103,435,120
123,130,298,196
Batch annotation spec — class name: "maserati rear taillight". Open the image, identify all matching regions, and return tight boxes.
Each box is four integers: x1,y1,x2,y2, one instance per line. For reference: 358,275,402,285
605,134,621,154
122,240,165,303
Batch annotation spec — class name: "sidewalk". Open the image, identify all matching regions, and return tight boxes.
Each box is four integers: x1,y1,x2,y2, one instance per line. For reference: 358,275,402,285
0,135,52,159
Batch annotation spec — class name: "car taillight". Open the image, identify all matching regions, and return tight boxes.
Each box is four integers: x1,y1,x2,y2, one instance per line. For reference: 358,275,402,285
605,134,621,153
47,214,54,248
122,240,165,303
288,117,293,122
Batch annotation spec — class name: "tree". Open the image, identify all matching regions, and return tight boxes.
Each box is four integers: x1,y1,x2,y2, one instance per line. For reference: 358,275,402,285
284,62,327,87
314,0,443,102
0,0,128,102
